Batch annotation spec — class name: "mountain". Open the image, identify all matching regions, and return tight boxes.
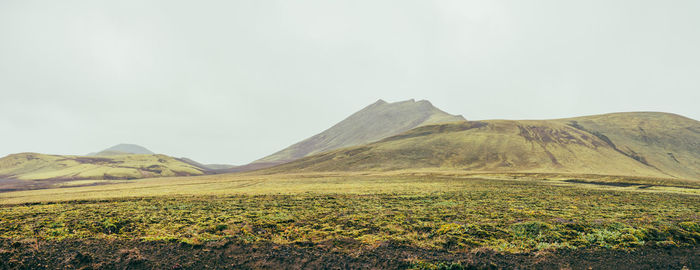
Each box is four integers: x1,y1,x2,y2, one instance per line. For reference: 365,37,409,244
267,112,700,180
240,99,465,171
0,153,206,181
89,144,155,156
176,157,236,171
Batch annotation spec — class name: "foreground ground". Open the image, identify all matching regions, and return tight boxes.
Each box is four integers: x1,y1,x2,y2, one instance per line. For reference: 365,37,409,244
1,171,699,269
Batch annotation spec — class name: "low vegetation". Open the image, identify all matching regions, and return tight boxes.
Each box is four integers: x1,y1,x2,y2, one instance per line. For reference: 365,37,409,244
1,174,698,255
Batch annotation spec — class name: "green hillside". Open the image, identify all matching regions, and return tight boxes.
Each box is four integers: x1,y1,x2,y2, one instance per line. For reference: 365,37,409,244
557,112,700,179
269,112,700,180
0,153,206,181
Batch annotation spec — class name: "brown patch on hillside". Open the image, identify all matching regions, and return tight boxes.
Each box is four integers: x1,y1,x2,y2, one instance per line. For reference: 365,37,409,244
566,121,665,172
66,157,122,165
517,124,594,147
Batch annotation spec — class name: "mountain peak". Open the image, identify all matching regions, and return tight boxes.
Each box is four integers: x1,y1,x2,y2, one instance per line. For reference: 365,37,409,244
251,99,465,166
91,144,155,156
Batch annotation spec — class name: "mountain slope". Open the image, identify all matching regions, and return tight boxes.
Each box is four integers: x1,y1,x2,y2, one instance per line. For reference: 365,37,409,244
176,157,236,171
268,112,700,180
89,144,155,156
0,153,206,181
558,112,700,179
249,99,465,168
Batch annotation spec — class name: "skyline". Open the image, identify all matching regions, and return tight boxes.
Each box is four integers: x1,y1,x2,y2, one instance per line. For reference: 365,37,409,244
2,98,696,165
1,0,699,164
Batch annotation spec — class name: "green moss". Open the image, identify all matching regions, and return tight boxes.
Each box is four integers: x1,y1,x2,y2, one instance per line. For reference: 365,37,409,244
1,176,697,253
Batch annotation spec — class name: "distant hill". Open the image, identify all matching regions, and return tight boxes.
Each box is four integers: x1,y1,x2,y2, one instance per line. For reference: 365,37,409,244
236,99,464,171
89,145,235,171
268,112,700,180
176,157,236,171
89,144,155,156
0,153,207,181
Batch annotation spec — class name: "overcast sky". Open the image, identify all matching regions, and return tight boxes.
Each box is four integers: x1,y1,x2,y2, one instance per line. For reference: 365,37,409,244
1,0,698,165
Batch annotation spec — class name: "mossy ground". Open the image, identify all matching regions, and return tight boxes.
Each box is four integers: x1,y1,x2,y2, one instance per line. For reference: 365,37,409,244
2,175,697,255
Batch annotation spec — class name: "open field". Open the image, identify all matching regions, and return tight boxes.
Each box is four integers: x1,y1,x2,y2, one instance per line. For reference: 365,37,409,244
1,171,699,268
1,170,699,204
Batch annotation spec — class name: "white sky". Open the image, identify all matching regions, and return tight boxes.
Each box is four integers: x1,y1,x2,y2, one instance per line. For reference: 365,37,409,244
1,0,698,164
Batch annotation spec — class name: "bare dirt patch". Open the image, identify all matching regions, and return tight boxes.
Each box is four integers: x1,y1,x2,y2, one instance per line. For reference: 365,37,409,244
0,238,697,269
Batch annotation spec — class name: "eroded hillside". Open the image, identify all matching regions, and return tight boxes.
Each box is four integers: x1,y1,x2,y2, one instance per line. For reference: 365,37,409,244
269,112,700,179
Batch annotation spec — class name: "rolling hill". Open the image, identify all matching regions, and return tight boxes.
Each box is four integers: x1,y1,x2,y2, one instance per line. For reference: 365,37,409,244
268,112,700,180
238,99,465,171
0,153,207,181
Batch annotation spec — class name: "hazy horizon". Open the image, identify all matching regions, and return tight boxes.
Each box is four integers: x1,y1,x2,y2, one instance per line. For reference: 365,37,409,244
1,1,698,164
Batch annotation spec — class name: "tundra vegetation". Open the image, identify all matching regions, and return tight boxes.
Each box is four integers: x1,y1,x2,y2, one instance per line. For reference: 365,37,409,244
1,172,698,268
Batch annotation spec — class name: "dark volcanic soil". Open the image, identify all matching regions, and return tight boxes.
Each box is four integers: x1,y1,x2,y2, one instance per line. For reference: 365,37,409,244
0,179,26,193
0,238,697,269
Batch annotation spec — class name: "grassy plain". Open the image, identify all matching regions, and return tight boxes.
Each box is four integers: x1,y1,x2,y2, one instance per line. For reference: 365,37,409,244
1,171,698,266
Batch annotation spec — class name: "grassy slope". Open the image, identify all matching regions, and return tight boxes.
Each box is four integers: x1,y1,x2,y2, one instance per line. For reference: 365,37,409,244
0,153,205,181
252,99,465,165
267,112,700,180
557,112,700,179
